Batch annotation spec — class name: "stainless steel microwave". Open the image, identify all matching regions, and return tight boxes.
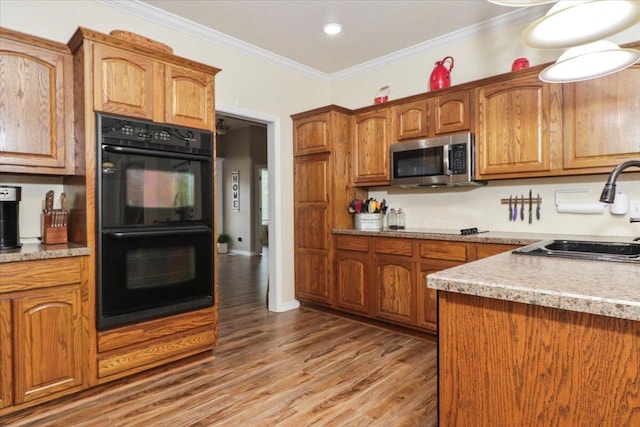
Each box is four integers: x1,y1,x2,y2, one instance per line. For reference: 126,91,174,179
390,132,485,187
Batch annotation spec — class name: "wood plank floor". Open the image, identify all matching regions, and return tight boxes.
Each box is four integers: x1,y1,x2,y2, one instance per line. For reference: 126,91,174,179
2,251,438,426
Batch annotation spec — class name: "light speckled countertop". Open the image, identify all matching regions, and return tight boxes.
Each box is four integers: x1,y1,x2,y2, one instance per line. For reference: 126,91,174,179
334,228,639,321
0,243,90,263
427,249,640,321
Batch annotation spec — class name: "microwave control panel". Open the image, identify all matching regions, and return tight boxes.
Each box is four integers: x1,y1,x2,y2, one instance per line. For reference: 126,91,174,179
449,144,468,174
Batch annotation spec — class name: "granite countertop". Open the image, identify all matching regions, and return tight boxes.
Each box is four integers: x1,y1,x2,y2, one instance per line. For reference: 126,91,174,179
333,228,631,246
0,242,91,263
427,249,640,321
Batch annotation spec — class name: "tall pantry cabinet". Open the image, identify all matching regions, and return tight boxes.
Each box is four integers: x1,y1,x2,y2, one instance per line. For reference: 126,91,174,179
292,107,366,306
66,27,220,385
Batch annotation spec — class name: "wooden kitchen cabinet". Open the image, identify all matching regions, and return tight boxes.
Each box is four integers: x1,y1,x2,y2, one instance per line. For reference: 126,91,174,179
352,107,392,185
92,42,214,129
417,259,462,332
0,257,86,415
433,89,471,135
562,64,640,171
0,298,11,409
292,107,366,307
393,99,432,141
475,72,562,179
439,292,640,426
335,251,371,315
0,27,74,175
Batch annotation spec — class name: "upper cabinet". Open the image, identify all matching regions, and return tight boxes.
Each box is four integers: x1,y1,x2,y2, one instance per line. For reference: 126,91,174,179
562,64,640,171
353,107,392,185
293,111,332,156
475,72,562,179
0,28,74,175
392,89,471,142
90,40,215,130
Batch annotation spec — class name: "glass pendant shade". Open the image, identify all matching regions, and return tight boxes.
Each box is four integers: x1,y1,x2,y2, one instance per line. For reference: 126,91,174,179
539,40,640,83
522,0,640,49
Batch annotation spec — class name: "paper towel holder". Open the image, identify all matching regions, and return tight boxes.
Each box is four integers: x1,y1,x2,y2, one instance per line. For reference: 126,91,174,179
555,189,606,214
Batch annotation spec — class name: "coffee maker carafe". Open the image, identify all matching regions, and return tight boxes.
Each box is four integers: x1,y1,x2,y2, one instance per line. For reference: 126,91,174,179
0,186,22,250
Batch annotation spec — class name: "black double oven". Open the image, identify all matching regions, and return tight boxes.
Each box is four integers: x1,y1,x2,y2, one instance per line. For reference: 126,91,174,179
97,114,214,330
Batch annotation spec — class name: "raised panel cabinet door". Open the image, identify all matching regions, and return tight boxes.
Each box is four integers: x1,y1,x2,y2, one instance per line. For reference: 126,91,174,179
374,256,415,325
294,112,330,156
12,285,83,404
93,44,158,120
476,75,554,177
434,90,471,134
0,34,72,173
393,99,431,140
0,298,11,409
294,252,330,304
353,108,392,185
563,65,640,170
335,251,370,314
165,65,214,130
294,155,329,204
417,259,463,332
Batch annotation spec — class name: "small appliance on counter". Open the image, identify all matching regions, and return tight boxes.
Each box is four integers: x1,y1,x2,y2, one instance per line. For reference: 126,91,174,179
0,185,22,250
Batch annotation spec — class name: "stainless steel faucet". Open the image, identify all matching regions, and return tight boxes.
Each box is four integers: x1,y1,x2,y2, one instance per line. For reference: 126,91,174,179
599,160,640,203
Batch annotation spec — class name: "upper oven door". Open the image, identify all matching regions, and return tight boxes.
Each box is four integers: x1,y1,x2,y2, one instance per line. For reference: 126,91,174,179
100,144,212,229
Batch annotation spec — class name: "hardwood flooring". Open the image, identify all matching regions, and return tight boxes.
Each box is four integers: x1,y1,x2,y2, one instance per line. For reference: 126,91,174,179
2,251,438,426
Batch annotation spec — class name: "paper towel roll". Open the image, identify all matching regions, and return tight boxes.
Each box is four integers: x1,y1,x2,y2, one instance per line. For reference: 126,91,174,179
556,203,605,214
610,193,629,215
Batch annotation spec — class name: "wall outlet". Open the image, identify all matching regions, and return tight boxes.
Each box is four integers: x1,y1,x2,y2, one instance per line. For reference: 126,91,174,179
630,200,640,222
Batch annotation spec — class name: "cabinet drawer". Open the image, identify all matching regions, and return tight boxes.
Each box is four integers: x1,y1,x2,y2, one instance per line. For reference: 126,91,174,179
476,243,520,260
335,235,369,252
0,257,81,293
420,241,468,261
374,238,413,257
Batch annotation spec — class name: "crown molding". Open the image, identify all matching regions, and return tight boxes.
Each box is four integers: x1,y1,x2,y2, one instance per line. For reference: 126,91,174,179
99,0,546,84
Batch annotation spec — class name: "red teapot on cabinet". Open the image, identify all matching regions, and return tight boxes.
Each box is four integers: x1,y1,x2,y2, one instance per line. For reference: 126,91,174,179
429,56,454,91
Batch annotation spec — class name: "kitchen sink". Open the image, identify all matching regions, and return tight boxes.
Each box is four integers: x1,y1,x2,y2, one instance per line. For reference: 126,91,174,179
513,239,640,264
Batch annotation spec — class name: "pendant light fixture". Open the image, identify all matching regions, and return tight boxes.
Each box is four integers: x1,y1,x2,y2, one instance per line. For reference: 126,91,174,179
539,40,640,82
521,1,640,49
216,118,231,135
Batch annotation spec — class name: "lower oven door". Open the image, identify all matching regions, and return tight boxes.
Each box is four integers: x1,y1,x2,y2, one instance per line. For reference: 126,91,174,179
98,226,214,330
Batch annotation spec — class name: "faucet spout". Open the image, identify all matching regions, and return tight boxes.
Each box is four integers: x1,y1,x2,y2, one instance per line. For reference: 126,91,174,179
599,160,640,203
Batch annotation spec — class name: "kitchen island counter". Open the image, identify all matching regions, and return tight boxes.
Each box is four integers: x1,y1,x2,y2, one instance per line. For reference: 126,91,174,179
427,248,640,321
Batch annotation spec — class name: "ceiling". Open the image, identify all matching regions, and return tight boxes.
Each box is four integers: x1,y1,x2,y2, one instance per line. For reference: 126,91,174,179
137,0,551,76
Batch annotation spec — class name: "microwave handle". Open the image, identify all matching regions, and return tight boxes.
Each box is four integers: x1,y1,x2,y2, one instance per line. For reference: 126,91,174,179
443,145,451,176
102,145,211,162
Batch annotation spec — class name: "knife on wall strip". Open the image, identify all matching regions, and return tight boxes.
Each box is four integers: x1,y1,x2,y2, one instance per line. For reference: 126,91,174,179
513,196,518,221
509,195,513,221
520,194,524,221
528,189,532,224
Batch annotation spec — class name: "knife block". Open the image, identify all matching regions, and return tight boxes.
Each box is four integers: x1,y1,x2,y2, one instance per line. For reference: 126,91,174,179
42,212,68,245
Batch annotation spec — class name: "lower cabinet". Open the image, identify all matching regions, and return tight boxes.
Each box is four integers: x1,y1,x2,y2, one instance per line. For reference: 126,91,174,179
0,257,86,415
329,235,521,334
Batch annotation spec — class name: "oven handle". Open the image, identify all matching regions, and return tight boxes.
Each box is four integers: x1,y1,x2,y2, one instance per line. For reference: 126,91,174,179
104,227,211,239
102,145,211,162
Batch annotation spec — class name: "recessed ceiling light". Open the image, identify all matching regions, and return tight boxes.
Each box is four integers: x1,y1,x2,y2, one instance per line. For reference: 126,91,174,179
323,23,342,35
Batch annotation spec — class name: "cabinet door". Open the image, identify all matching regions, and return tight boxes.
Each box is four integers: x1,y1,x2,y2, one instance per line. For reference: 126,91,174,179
165,65,214,130
418,259,462,332
562,65,640,170
0,298,11,409
476,74,559,178
294,112,331,156
0,35,73,174
393,99,431,141
434,90,471,135
374,255,416,325
335,250,370,315
475,243,520,260
13,285,83,404
353,108,392,185
93,44,160,120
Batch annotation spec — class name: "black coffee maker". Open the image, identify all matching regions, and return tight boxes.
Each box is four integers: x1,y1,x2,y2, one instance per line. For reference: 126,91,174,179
0,185,22,250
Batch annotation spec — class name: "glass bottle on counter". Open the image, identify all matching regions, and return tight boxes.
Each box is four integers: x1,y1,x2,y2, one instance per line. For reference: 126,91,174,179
387,208,405,230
